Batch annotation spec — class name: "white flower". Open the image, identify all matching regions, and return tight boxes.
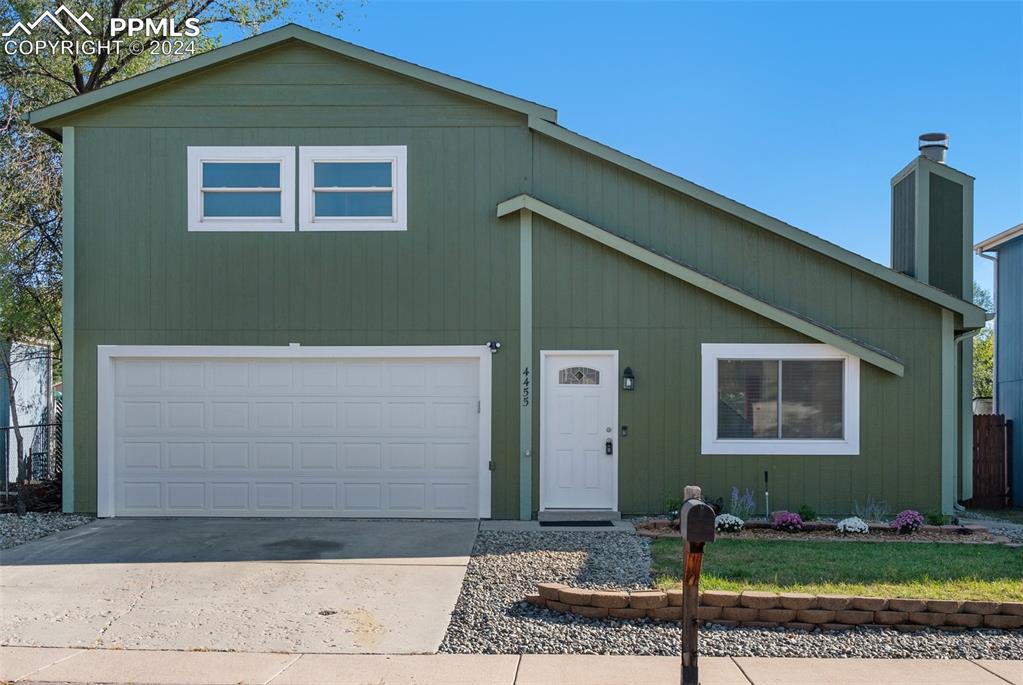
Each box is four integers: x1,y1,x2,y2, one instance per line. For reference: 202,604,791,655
837,516,869,534
715,513,744,532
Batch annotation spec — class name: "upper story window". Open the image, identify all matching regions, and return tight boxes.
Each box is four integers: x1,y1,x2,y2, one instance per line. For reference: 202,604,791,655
700,343,860,455
187,147,295,232
299,146,407,231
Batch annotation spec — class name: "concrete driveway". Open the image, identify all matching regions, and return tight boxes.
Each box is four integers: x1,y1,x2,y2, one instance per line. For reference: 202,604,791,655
0,518,477,654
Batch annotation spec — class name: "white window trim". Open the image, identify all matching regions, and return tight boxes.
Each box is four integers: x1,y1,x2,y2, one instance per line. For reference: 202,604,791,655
701,343,860,456
187,146,295,232
298,146,407,231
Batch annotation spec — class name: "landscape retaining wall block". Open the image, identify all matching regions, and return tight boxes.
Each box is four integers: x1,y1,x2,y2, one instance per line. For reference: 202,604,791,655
524,584,1020,632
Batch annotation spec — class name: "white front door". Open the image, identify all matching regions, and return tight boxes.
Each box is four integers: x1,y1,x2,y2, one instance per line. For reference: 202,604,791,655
541,351,618,510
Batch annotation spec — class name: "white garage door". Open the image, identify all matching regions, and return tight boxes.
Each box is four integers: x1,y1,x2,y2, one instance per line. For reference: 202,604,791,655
106,351,486,518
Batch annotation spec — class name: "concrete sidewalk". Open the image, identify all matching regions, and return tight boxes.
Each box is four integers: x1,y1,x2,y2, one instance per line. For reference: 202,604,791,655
3,647,1021,685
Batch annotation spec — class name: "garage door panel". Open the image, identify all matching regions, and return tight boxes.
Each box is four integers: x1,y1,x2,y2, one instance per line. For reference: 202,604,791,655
389,442,427,470
210,442,250,469
167,482,205,511
299,442,339,469
211,482,249,511
299,482,337,510
117,361,162,391
122,442,162,470
299,402,338,429
344,442,383,470
167,443,204,470
121,402,162,431
211,402,249,429
255,442,294,470
209,361,250,389
254,402,293,430
111,356,482,517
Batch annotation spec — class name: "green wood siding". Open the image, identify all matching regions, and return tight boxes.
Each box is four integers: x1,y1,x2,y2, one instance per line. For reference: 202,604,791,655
62,40,954,516
529,214,944,515
928,173,965,299
528,137,948,514
892,171,916,277
66,43,530,515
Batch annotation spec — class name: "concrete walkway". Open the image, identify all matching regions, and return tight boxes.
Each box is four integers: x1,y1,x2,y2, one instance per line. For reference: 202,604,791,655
3,647,1021,684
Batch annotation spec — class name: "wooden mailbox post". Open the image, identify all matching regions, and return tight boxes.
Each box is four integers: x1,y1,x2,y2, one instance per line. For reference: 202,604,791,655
679,485,716,685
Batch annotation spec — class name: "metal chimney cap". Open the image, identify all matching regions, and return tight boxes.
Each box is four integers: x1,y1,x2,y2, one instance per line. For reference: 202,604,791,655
919,132,950,149
919,132,949,163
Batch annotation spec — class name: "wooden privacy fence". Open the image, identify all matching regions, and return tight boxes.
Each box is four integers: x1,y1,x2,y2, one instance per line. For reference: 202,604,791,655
972,414,1011,509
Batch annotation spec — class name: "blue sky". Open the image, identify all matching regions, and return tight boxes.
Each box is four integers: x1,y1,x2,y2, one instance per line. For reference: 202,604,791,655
234,1,1021,298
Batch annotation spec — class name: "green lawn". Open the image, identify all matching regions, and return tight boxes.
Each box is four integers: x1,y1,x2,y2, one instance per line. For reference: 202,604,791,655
651,538,1023,601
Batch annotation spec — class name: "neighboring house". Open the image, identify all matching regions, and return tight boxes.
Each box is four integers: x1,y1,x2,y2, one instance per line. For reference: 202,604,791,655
28,25,985,520
975,223,1023,506
1,341,54,482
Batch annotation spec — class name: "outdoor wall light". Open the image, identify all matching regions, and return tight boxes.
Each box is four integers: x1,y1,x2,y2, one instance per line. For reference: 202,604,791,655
485,341,502,354
622,366,635,390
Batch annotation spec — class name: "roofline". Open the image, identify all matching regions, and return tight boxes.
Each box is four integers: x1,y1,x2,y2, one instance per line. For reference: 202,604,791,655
28,23,557,133
527,116,986,328
975,222,1023,253
498,193,906,376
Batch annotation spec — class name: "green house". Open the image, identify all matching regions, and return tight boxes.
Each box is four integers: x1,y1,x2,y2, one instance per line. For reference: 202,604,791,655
29,25,984,520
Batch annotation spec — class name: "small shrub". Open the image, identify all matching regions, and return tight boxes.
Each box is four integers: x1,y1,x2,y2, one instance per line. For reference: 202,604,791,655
728,486,757,521
797,504,817,522
715,513,744,533
925,511,951,526
836,516,869,534
664,495,683,517
773,511,804,532
853,496,890,522
893,509,924,534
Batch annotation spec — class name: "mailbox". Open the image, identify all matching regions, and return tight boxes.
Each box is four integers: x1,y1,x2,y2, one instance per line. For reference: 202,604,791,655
679,498,716,544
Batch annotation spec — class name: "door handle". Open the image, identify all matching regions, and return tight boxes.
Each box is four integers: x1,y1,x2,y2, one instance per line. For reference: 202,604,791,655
605,438,613,455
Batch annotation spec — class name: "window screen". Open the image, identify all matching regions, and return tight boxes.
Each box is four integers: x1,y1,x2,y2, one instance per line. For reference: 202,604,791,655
717,359,843,439
313,161,394,218
201,162,282,218
717,360,779,439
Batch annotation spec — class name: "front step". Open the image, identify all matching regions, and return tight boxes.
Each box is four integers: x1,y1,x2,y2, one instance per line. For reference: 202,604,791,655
538,508,621,523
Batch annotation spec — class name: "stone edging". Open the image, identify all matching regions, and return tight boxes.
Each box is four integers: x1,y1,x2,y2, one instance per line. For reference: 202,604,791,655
525,585,1023,631
634,520,992,538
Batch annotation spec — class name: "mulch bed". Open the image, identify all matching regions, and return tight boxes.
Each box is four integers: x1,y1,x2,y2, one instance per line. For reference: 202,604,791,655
635,519,1013,544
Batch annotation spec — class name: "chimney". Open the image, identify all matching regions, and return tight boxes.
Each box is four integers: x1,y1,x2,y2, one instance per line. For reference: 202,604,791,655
890,133,973,300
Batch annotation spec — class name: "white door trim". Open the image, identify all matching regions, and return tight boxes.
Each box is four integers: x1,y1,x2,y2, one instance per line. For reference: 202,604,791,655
96,344,492,519
539,349,619,512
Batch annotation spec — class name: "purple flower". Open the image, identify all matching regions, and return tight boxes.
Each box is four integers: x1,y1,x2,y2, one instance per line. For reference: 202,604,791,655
772,511,803,532
893,509,924,534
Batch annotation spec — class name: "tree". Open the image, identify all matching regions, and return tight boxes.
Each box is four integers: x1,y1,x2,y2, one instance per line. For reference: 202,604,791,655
972,281,993,400
2,1,333,512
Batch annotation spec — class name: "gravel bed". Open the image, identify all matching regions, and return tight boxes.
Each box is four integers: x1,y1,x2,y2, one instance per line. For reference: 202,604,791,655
0,512,94,550
439,529,1023,659
960,513,1023,544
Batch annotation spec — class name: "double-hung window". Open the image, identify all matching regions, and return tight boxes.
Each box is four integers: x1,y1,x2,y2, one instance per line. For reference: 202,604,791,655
299,146,407,231
187,147,295,232
701,344,859,455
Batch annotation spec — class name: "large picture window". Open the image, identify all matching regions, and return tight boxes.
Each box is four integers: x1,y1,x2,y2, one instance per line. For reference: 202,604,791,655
299,146,407,231
701,344,859,455
187,147,295,232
